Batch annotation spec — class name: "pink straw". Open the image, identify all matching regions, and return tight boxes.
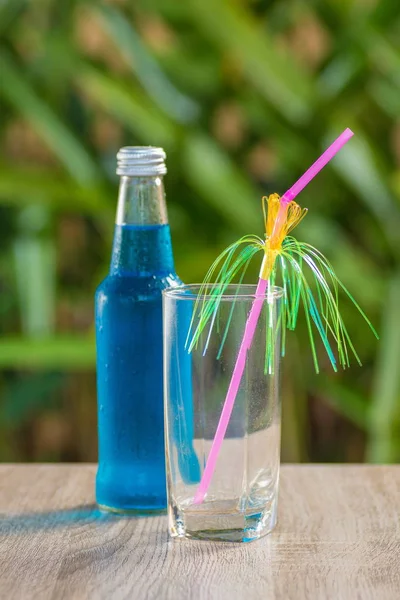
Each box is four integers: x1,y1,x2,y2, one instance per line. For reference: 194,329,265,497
193,129,354,504
282,128,354,203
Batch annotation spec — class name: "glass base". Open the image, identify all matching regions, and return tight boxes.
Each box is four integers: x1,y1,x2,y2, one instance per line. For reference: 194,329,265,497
169,497,278,542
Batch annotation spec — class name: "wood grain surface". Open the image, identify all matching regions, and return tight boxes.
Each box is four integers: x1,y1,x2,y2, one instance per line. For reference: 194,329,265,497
0,464,399,600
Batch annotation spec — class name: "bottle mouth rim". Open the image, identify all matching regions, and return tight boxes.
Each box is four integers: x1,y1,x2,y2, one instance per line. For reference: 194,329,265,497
116,146,167,176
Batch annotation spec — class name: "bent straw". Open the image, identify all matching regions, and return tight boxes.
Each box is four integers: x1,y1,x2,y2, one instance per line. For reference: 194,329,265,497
193,128,354,504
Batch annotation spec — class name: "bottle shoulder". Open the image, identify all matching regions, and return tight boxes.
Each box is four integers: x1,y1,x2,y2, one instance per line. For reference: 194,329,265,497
96,272,182,297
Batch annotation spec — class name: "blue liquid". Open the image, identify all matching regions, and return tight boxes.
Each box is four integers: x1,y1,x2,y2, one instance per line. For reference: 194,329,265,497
95,224,182,511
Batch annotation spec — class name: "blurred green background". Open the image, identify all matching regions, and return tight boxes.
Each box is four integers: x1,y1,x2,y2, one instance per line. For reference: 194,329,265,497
0,0,399,464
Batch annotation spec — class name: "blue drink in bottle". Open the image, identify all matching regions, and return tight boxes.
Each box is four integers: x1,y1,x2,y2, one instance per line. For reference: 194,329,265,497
95,147,199,512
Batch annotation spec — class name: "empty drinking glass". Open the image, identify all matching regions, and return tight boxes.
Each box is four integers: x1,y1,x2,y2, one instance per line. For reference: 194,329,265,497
163,284,282,542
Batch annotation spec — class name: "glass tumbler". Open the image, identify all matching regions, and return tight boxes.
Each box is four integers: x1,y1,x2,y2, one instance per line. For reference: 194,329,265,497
163,284,282,542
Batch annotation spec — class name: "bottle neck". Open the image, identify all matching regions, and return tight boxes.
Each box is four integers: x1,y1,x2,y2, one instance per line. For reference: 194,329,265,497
116,175,168,226
110,175,175,276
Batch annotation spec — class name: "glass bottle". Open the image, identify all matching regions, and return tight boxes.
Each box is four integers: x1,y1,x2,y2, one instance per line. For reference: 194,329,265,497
95,147,187,512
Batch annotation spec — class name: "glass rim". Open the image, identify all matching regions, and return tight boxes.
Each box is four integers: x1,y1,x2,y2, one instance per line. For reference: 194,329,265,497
162,283,284,301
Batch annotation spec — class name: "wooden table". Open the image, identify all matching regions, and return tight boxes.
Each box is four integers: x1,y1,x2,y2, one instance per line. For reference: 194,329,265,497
0,465,399,600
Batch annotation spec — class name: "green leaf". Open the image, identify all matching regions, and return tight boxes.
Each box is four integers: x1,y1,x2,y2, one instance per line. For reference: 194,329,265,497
281,337,309,462
315,377,369,430
393,171,400,201
362,26,400,89
0,336,96,369
183,133,261,232
0,51,99,184
0,166,111,213
318,51,364,98
1,372,64,427
329,129,400,250
188,0,314,123
0,0,26,36
367,273,400,462
96,4,199,123
13,238,56,336
368,78,400,120
76,67,177,147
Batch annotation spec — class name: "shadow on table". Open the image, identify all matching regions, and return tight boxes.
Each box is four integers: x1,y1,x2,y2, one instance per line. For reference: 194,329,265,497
0,504,156,535
1,507,273,551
